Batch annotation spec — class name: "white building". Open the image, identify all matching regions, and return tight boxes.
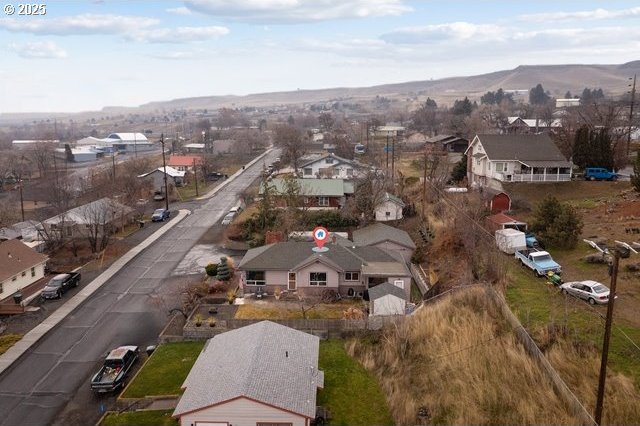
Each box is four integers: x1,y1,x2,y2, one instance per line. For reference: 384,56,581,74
374,192,405,222
11,140,59,149
300,153,369,179
76,133,156,154
369,282,407,316
0,240,48,304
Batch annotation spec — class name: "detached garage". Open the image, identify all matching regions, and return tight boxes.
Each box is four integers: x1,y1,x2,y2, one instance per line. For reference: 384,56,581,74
369,282,407,316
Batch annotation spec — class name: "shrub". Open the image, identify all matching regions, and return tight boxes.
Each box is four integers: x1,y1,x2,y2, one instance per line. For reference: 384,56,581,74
216,257,233,281
205,263,218,277
531,196,583,249
302,210,359,228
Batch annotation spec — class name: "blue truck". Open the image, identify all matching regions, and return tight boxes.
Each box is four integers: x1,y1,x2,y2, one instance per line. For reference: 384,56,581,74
515,249,562,277
584,168,618,181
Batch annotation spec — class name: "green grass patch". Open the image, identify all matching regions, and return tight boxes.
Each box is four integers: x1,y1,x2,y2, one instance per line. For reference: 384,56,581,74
0,334,23,356
318,340,393,426
121,341,205,398
101,410,177,426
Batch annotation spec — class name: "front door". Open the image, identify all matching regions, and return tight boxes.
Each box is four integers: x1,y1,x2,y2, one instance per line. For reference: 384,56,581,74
288,272,296,291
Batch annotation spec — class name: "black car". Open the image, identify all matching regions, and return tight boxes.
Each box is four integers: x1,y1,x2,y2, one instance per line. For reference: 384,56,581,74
41,272,81,300
205,172,224,181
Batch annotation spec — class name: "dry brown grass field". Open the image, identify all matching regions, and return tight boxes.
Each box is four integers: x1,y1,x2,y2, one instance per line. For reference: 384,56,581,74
348,288,582,425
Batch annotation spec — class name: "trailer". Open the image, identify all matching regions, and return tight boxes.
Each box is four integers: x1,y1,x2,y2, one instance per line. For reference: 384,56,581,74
495,229,527,254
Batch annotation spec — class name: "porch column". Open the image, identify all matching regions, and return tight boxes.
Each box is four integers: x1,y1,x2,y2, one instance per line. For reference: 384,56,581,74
557,168,560,181
543,167,546,182
530,168,533,182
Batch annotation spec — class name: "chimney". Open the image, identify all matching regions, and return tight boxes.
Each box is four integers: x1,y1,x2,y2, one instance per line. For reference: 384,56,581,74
285,351,288,358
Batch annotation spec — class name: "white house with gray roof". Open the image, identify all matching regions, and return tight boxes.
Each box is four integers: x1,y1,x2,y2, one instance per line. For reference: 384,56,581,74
369,282,407,316
238,241,411,300
374,192,405,222
465,134,573,190
173,321,323,426
299,153,369,179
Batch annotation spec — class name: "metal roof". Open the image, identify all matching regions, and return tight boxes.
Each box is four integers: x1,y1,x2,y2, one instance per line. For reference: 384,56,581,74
369,282,407,300
261,178,351,197
473,134,571,165
174,321,322,418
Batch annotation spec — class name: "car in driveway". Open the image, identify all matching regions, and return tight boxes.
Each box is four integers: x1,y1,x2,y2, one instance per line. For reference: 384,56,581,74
41,272,81,300
221,212,236,225
560,280,613,305
152,208,170,222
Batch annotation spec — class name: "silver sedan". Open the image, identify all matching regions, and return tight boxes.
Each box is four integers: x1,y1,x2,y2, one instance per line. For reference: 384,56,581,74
560,280,612,305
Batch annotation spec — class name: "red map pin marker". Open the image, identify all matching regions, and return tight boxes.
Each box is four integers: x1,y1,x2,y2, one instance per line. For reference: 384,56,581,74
312,226,329,250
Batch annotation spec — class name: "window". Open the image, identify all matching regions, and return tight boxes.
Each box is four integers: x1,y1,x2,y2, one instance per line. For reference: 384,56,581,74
385,211,391,217
0,283,3,293
494,162,506,172
12,276,17,282
31,267,36,277
246,270,266,286
394,280,405,289
345,272,359,281
332,168,339,176
476,159,481,166
346,168,353,177
303,168,312,176
326,157,334,164
318,196,329,207
309,272,327,286
21,271,26,277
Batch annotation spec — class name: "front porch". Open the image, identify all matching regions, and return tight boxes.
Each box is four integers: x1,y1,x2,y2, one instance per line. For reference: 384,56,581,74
496,165,572,183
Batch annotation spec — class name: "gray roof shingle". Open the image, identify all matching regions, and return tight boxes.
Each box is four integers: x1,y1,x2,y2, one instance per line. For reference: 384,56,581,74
474,134,571,165
239,241,401,271
369,282,407,300
352,223,417,250
174,321,323,418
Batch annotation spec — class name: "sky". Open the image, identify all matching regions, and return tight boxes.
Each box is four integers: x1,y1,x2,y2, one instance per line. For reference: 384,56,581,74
1,0,639,113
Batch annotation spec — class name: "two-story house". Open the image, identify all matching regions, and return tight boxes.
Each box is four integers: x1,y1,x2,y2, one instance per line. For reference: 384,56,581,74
465,134,573,189
299,153,368,179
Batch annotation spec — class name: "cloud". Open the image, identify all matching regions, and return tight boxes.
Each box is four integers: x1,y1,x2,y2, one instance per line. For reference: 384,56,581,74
166,6,192,15
519,7,640,23
129,26,229,43
183,0,412,23
381,22,505,44
9,41,68,59
0,14,158,36
0,13,229,44
148,51,198,60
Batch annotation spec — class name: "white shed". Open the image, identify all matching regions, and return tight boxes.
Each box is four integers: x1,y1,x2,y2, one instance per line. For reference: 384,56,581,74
369,282,407,316
375,193,405,222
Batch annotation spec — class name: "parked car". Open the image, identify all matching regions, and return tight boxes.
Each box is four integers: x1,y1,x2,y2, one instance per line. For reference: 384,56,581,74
229,205,243,214
560,280,613,305
584,167,618,181
41,272,81,300
152,208,170,222
90,345,139,393
221,212,236,225
205,172,224,181
153,191,165,201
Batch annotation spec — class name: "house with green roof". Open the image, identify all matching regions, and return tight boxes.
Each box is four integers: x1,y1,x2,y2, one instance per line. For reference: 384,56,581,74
260,177,354,210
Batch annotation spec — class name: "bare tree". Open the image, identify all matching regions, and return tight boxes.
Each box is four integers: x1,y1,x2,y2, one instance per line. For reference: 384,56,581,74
29,143,54,178
77,198,122,253
274,124,306,173
349,169,389,224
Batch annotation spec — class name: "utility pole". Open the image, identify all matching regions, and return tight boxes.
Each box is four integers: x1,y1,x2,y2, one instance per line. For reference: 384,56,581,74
19,180,25,221
627,74,636,157
134,131,138,158
386,132,390,171
391,136,396,185
594,244,632,425
160,133,169,211
193,158,199,197
422,150,428,216
111,153,116,182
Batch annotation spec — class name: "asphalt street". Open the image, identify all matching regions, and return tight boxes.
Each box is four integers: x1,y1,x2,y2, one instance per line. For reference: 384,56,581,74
0,149,279,426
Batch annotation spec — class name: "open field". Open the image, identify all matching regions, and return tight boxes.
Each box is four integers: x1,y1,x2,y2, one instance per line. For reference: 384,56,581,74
318,340,394,426
349,287,581,425
121,341,205,399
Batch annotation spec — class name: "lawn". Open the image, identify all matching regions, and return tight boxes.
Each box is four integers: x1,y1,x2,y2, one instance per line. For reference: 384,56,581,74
235,300,366,320
505,264,640,387
318,340,394,426
0,334,23,356
101,410,177,426
121,341,205,398
176,180,218,201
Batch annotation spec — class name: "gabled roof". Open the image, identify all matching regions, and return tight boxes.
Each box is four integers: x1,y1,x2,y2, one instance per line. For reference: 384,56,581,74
426,134,469,145
239,241,400,271
299,153,361,169
486,212,526,226
44,198,133,226
471,134,571,165
352,223,416,250
168,155,202,167
0,239,48,282
261,178,352,197
138,166,185,178
382,192,405,207
369,282,407,300
174,321,322,418
0,228,21,241
106,132,148,142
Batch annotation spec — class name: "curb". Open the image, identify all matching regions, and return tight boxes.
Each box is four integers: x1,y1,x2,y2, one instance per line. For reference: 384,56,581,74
196,148,273,200
0,209,192,376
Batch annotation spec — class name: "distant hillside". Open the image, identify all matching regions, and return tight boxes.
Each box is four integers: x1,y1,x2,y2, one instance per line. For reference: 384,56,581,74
138,61,640,111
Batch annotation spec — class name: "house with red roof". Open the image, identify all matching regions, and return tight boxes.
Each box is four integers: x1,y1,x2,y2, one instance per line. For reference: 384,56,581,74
168,155,203,172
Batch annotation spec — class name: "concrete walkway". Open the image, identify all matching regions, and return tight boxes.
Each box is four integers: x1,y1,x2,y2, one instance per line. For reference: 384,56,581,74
0,209,191,375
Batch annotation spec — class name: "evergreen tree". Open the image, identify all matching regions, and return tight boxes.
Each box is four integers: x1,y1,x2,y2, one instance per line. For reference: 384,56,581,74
531,196,583,249
216,256,233,281
452,97,474,115
529,83,550,105
450,155,467,183
572,125,591,169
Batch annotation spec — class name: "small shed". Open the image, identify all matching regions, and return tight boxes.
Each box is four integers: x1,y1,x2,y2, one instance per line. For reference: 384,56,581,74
369,282,407,316
490,192,512,214
485,212,527,233
375,193,405,222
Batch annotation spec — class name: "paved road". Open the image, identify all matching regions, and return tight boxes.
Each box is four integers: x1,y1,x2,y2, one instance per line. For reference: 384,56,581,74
0,149,279,426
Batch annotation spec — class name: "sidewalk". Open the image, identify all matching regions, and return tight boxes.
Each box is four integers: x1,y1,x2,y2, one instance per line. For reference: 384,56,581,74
0,209,191,375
